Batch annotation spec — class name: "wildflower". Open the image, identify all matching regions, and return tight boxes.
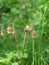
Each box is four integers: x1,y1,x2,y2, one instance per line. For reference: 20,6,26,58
1,30,5,35
24,25,32,32
31,31,37,38
7,27,12,33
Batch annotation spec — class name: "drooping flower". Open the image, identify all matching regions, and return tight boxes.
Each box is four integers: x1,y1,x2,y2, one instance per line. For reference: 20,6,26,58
7,27,13,33
31,31,37,38
24,25,32,32
1,30,5,35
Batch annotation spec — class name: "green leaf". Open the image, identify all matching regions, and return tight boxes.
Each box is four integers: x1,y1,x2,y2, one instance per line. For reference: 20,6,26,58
12,62,19,65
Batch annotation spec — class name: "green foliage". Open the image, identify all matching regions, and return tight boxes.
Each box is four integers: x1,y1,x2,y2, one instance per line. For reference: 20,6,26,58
0,0,49,65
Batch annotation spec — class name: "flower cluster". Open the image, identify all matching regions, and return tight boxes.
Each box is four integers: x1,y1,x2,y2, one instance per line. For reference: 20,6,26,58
0,23,16,36
24,25,37,39
0,23,37,39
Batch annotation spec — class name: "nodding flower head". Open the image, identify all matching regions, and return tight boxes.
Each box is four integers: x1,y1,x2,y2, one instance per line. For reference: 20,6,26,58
1,30,5,35
7,27,13,33
24,25,32,32
31,31,37,38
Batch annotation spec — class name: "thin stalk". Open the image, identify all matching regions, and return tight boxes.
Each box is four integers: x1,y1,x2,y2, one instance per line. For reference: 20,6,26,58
33,39,35,65
19,32,27,65
38,39,41,65
23,32,27,54
41,54,43,65
35,52,37,65
12,23,18,50
14,32,22,65
32,39,35,65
